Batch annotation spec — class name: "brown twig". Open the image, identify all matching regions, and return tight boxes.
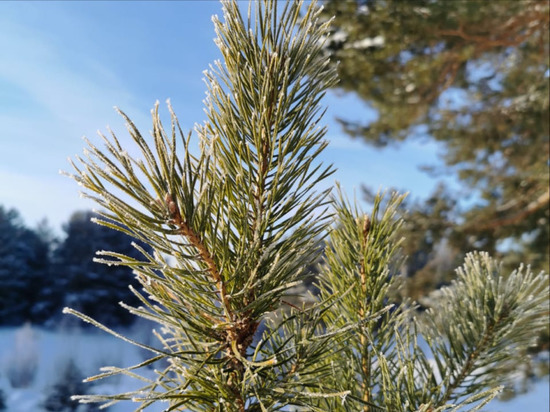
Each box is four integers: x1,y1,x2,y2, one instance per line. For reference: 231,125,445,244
165,193,252,409
465,191,549,232
282,299,304,312
165,193,234,323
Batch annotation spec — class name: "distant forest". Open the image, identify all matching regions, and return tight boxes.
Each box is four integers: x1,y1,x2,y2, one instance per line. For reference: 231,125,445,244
0,205,149,327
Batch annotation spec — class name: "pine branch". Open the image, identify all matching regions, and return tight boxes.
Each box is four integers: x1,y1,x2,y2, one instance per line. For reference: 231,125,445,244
64,0,345,409
420,252,550,408
315,189,409,411
464,190,550,231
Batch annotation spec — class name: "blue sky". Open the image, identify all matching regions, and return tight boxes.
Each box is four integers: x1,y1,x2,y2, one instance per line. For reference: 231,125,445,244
0,1,447,234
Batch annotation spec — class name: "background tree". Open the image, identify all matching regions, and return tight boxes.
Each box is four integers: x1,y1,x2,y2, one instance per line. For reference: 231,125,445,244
62,0,549,410
0,389,5,411
0,206,50,325
42,359,102,412
319,0,549,296
51,210,150,326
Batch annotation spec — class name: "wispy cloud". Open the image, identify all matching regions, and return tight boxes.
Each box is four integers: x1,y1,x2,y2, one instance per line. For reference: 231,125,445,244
0,18,146,130
0,11,147,230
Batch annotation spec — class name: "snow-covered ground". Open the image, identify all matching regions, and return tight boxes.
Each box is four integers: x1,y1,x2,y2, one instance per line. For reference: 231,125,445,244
0,325,548,411
0,324,164,412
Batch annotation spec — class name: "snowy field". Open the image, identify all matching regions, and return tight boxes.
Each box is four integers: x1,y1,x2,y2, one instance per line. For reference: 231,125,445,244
0,325,548,411
0,324,164,412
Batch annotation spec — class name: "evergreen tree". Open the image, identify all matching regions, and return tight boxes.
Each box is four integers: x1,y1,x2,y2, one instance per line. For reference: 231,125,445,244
0,388,6,411
63,1,549,410
42,359,101,412
33,218,61,324
319,0,549,294
0,206,50,325
51,210,150,326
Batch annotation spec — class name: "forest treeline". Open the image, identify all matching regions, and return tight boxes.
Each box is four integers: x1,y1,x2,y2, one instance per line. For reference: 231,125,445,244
0,205,148,327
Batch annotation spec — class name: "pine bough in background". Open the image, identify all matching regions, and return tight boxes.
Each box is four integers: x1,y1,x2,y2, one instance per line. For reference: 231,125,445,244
63,1,549,410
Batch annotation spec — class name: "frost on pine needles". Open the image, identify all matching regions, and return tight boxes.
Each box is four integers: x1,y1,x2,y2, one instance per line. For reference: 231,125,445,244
64,1,549,411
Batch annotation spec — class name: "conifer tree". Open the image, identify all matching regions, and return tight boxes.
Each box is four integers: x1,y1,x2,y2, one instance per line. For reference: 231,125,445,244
64,1,549,410
318,0,549,289
42,359,101,412
0,388,6,411
0,206,50,325
51,210,151,326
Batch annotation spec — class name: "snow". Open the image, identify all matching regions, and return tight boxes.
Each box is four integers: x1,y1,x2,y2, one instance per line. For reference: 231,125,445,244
0,325,164,412
345,35,384,50
0,325,548,411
